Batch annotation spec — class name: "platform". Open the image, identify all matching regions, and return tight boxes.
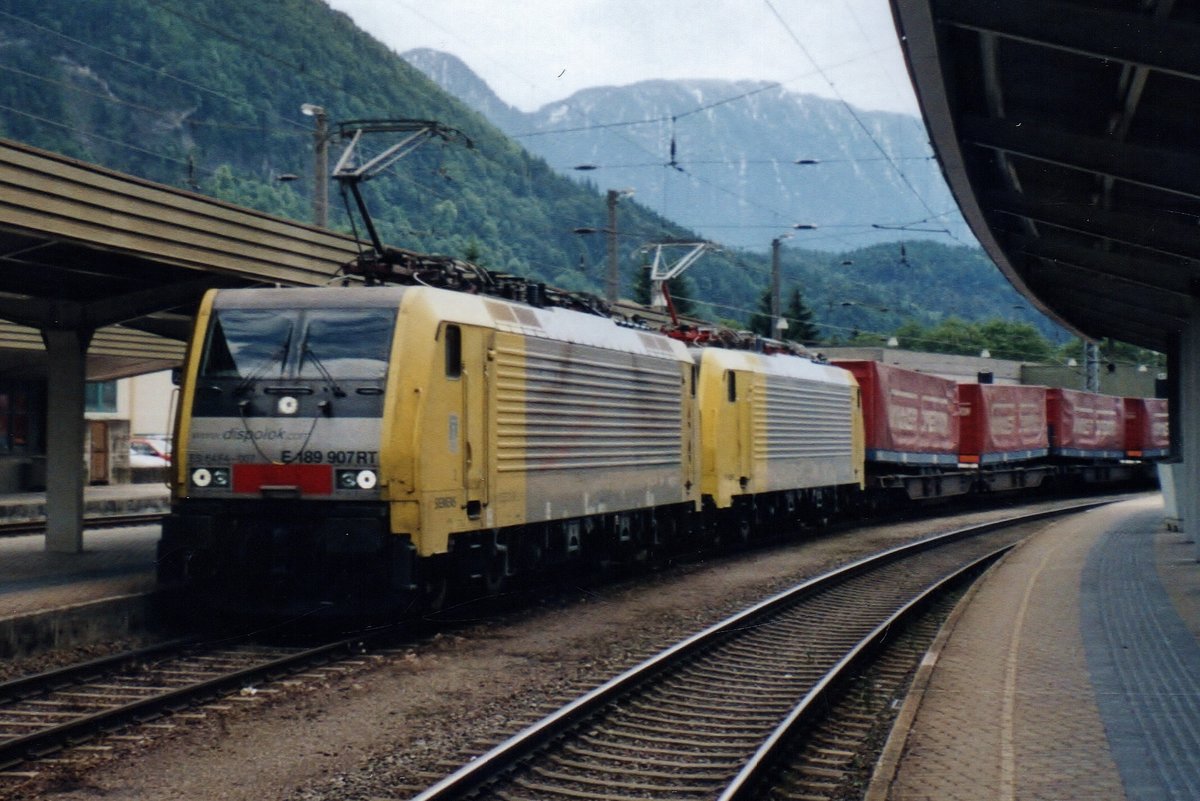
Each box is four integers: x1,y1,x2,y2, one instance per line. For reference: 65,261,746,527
0,484,167,658
873,494,1200,801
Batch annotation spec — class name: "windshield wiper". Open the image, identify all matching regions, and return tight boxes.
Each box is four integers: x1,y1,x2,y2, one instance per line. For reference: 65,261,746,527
234,323,294,396
300,343,347,398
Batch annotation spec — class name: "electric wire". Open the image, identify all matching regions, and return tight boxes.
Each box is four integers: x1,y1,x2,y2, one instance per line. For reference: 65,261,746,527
0,0,984,322
669,292,1077,362
762,0,968,245
0,3,959,248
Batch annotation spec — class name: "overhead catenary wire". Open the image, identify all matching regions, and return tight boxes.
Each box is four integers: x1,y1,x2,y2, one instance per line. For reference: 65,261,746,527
670,293,1070,362
4,1,962,249
1,0,974,291
762,0,967,246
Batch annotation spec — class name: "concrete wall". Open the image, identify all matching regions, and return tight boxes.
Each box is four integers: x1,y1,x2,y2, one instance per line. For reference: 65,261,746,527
1021,364,1160,397
820,347,1025,384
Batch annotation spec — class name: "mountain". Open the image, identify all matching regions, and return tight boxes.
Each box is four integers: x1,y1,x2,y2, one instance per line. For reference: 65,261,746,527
0,0,691,297
0,0,1062,349
402,48,527,134
403,50,973,253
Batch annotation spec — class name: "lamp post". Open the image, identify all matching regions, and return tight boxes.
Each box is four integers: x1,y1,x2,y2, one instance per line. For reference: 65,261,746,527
605,189,634,302
771,224,816,335
301,103,329,228
771,235,790,335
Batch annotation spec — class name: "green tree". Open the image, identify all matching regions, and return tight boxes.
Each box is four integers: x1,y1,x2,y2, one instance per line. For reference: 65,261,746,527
782,287,819,343
884,317,1056,361
748,289,775,338
749,286,818,343
978,320,1053,361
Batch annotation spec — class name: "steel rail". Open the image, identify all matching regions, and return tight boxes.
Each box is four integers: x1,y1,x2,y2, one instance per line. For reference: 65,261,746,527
0,637,198,705
410,499,1111,801
717,543,1009,800
0,636,365,770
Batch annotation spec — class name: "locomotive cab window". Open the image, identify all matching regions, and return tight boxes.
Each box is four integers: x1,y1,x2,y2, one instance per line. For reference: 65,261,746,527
296,309,394,380
199,307,396,381
444,324,462,379
727,371,737,402
200,310,292,380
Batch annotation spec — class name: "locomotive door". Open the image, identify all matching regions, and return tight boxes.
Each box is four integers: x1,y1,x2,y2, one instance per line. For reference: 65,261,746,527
460,328,489,517
736,370,753,483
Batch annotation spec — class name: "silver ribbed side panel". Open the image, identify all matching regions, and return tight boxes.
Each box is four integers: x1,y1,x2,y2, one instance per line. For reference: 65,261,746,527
493,336,688,520
754,376,857,489
497,338,683,474
756,379,854,460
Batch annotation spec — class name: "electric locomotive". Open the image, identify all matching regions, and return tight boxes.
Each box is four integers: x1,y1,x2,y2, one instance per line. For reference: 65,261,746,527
158,278,701,619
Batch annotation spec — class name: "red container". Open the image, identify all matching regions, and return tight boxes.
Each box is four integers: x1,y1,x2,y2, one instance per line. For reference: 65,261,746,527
1045,389,1125,458
1123,397,1170,459
957,384,1049,464
833,360,958,465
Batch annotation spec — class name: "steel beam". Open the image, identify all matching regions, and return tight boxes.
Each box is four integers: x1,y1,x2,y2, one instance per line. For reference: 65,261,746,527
938,0,1200,82
1009,235,1198,301
961,115,1200,202
984,191,1200,264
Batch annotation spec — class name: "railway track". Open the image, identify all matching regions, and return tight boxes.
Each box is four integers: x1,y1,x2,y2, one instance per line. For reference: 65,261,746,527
0,633,376,774
0,500,1108,791
0,512,165,537
410,502,1108,801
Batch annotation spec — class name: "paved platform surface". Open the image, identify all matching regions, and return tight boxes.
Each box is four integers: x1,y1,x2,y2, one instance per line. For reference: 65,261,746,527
880,495,1200,801
0,485,166,620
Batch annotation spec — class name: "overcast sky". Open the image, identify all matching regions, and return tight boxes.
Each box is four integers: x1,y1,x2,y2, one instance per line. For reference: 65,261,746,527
323,0,920,116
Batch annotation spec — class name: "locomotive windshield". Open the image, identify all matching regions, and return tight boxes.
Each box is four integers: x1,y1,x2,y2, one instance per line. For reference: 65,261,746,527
200,308,396,380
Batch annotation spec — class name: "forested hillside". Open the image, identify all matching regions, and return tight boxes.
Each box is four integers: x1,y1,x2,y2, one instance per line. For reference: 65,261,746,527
0,0,1066,353
0,0,678,292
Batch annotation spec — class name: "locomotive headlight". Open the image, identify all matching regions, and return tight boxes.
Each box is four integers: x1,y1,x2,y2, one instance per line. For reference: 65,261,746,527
191,467,230,488
337,469,378,490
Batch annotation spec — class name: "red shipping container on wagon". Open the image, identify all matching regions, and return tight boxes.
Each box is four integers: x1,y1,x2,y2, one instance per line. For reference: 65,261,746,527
833,360,958,465
1123,397,1170,459
1045,388,1125,459
957,384,1049,465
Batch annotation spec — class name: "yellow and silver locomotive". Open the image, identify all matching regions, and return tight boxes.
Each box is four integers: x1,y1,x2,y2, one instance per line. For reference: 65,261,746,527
158,277,702,617
159,252,867,619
